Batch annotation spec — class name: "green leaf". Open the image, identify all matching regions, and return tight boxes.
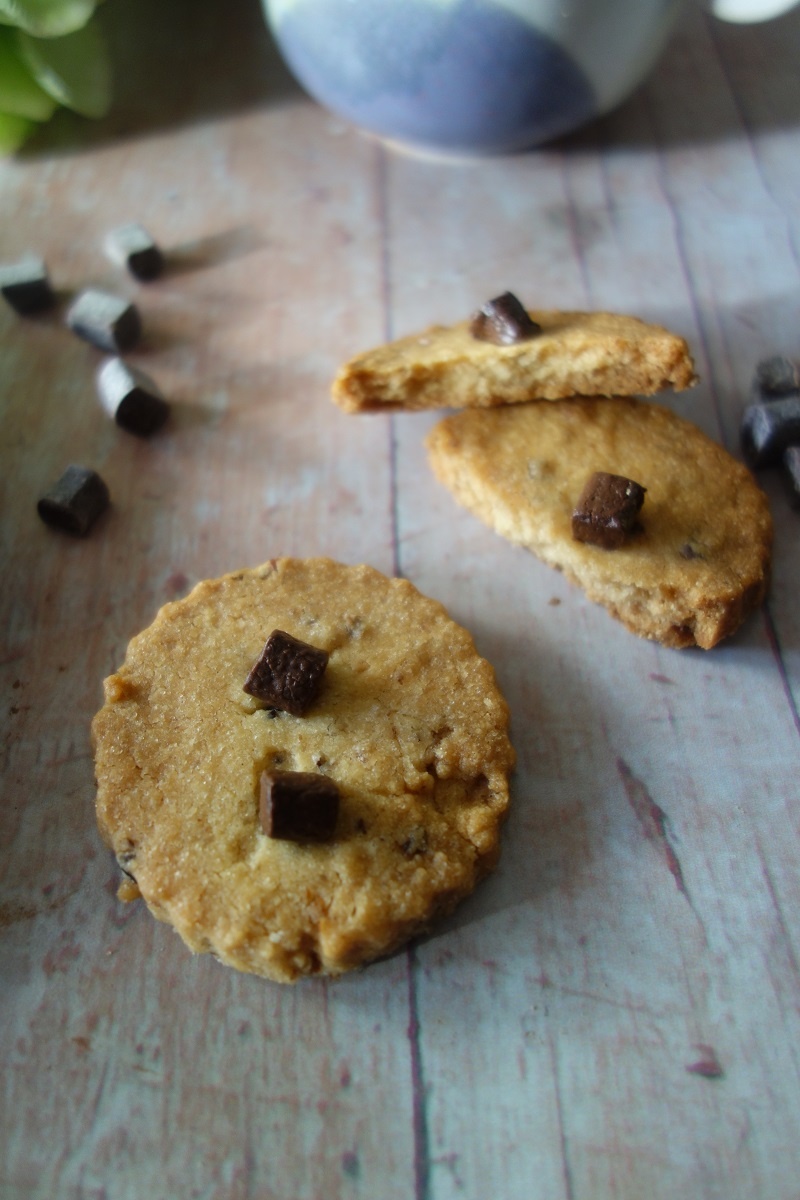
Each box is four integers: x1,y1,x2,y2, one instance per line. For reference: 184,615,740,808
0,106,35,151
0,0,99,39
0,26,55,118
18,19,110,118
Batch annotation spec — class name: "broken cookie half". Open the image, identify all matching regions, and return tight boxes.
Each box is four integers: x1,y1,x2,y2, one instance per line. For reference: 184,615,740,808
332,303,696,413
425,397,772,649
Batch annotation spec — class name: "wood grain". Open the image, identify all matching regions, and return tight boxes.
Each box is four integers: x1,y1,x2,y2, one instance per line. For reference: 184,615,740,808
2,1,800,1197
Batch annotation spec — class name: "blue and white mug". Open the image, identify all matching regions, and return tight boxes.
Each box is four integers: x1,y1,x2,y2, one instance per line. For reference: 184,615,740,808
263,0,798,153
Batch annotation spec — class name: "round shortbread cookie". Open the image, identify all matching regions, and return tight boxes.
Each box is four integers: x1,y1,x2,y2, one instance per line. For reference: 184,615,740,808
426,398,772,649
92,558,514,983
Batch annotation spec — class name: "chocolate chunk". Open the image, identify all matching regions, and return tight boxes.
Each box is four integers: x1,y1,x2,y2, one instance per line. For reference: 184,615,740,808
243,629,329,716
469,292,541,346
0,255,55,315
97,358,169,436
104,223,164,282
740,395,800,469
572,471,646,549
782,445,800,509
259,770,339,842
37,464,110,536
66,289,142,353
753,356,800,399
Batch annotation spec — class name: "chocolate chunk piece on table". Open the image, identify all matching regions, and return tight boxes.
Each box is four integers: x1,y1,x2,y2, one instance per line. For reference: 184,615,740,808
66,289,142,353
104,223,164,282
740,395,800,470
753,356,800,399
782,446,800,508
37,464,110,536
97,358,170,436
0,255,55,315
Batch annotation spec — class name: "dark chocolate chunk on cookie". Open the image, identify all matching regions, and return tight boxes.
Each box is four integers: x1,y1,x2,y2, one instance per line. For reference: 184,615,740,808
259,770,340,842
469,292,541,346
572,471,646,549
244,629,329,716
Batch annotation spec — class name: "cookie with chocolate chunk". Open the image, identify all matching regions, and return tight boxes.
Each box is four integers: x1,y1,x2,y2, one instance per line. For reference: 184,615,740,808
332,308,696,413
92,558,514,983
426,397,772,649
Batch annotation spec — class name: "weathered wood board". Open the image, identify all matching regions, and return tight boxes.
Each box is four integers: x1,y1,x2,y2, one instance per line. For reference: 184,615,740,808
2,2,800,1197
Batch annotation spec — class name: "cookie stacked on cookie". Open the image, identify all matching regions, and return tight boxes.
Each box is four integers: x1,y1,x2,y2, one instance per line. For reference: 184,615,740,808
333,294,772,649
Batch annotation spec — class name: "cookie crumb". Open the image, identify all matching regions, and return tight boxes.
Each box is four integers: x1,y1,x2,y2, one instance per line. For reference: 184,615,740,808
117,878,141,903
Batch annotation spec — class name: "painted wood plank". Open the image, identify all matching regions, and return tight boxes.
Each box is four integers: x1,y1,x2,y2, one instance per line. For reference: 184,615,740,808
0,9,419,1193
384,11,800,1196
2,1,800,1198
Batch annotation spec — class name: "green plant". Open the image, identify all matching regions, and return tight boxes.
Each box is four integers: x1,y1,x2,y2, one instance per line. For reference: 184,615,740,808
0,0,111,152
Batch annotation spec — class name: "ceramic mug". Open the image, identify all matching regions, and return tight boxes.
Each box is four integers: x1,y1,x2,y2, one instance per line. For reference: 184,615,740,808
263,0,798,153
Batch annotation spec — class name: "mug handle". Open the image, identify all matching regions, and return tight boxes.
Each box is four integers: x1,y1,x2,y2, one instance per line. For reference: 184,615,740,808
707,0,798,20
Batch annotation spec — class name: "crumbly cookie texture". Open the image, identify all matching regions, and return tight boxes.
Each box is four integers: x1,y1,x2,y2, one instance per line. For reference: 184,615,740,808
332,310,697,413
92,558,514,983
426,398,772,649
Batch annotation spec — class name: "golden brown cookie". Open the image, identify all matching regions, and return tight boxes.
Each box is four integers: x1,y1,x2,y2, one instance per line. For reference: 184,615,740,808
426,398,772,649
332,309,696,412
92,558,514,983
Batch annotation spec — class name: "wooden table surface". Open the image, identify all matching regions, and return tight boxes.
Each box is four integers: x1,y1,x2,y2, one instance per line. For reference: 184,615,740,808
2,1,800,1197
